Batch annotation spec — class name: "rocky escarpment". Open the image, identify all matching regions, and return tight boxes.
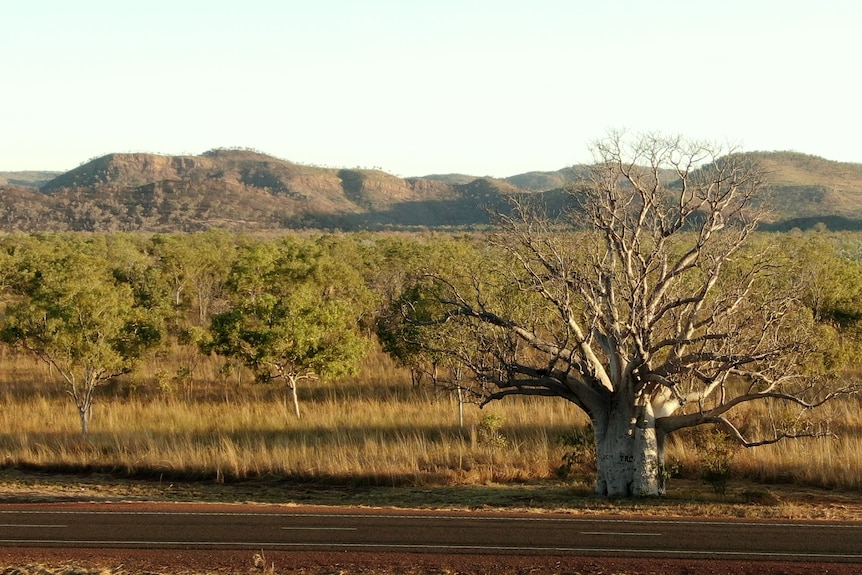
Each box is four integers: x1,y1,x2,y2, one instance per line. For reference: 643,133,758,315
7,149,538,231
2,149,860,232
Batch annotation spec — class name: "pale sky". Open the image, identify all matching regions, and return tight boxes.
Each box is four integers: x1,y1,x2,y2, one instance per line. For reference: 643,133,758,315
2,0,860,177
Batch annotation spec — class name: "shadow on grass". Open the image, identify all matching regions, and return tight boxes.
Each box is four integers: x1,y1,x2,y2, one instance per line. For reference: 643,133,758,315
0,421,575,457
0,420,577,489
6,466,849,521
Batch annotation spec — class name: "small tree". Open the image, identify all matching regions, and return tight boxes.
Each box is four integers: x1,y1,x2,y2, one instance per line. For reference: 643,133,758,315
1,244,161,435
205,239,370,418
382,132,856,496
376,237,503,427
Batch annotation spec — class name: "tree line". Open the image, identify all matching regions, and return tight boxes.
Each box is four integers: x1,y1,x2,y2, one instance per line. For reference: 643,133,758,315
0,230,477,432
0,228,859,431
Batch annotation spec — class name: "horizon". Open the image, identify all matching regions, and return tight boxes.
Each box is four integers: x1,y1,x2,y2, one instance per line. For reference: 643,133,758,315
3,146,862,182
3,1,860,177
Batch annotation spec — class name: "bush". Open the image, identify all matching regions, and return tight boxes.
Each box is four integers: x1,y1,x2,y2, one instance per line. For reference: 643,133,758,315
694,428,739,495
476,412,507,448
557,424,596,479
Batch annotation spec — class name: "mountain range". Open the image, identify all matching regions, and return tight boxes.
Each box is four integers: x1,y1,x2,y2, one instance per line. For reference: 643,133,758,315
1,148,861,232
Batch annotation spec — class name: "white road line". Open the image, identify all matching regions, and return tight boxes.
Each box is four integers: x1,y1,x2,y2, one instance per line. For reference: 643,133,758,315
2,539,862,561
581,531,662,536
281,527,358,531
3,510,860,530
0,523,69,529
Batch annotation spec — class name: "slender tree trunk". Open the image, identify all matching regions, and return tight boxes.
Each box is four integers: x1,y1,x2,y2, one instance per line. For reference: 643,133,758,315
287,378,301,419
69,378,96,437
79,408,89,436
77,400,91,436
457,386,464,429
593,396,664,497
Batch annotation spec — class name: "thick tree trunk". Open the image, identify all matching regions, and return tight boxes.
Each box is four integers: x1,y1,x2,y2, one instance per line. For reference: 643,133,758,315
593,397,665,497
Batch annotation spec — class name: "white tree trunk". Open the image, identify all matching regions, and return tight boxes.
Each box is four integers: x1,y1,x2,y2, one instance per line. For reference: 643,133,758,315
593,398,665,497
69,376,97,437
78,405,90,436
457,386,464,429
288,378,301,419
74,393,94,437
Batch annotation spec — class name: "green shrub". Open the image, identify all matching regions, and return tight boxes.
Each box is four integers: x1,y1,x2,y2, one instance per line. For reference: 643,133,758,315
557,424,596,479
477,412,507,448
694,428,739,495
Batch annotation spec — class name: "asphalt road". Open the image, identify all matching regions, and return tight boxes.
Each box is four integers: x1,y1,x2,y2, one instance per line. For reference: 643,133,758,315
1,502,861,563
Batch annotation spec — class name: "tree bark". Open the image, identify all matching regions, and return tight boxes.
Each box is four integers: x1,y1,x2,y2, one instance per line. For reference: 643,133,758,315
77,402,91,436
593,396,664,497
69,378,97,437
287,378,301,419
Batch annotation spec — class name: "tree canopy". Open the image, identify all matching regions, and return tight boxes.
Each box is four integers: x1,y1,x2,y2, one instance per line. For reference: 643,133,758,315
0,236,162,434
204,238,372,417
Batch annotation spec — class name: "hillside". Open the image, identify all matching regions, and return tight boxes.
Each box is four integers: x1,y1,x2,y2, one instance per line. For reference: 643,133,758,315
1,149,860,232
505,167,586,191
2,149,528,232
744,152,862,229
0,170,62,188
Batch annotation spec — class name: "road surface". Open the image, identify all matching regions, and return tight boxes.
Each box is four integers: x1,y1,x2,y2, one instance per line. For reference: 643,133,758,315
0,502,860,564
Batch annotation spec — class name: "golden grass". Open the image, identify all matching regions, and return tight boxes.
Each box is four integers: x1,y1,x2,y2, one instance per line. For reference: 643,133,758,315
0,392,574,485
1,349,860,492
0,349,578,486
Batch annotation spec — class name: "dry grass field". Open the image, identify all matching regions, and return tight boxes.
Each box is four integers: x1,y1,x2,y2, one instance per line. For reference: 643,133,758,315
1,343,860,495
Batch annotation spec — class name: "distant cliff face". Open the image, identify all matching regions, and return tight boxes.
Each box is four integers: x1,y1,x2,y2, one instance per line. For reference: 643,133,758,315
1,149,860,232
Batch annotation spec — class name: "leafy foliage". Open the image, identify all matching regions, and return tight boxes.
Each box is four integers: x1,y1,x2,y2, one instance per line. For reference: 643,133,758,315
0,236,163,434
476,412,508,448
557,424,597,480
204,237,372,417
693,428,740,495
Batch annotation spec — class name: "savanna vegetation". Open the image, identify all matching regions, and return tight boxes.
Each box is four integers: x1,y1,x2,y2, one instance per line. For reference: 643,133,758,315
0,222,860,496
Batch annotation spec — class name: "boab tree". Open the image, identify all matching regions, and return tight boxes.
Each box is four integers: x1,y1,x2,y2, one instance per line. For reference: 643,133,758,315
382,132,855,496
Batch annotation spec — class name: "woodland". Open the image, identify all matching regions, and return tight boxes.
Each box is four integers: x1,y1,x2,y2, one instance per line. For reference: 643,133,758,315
0,228,860,494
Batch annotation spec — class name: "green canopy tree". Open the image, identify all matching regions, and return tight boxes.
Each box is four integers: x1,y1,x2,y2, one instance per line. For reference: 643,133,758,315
205,238,371,417
0,241,161,435
375,236,510,425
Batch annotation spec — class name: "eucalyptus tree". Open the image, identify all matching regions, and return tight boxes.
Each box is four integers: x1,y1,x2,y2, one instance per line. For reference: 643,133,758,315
382,132,855,496
0,237,162,435
150,230,237,326
205,237,371,418
778,233,862,330
375,235,500,423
